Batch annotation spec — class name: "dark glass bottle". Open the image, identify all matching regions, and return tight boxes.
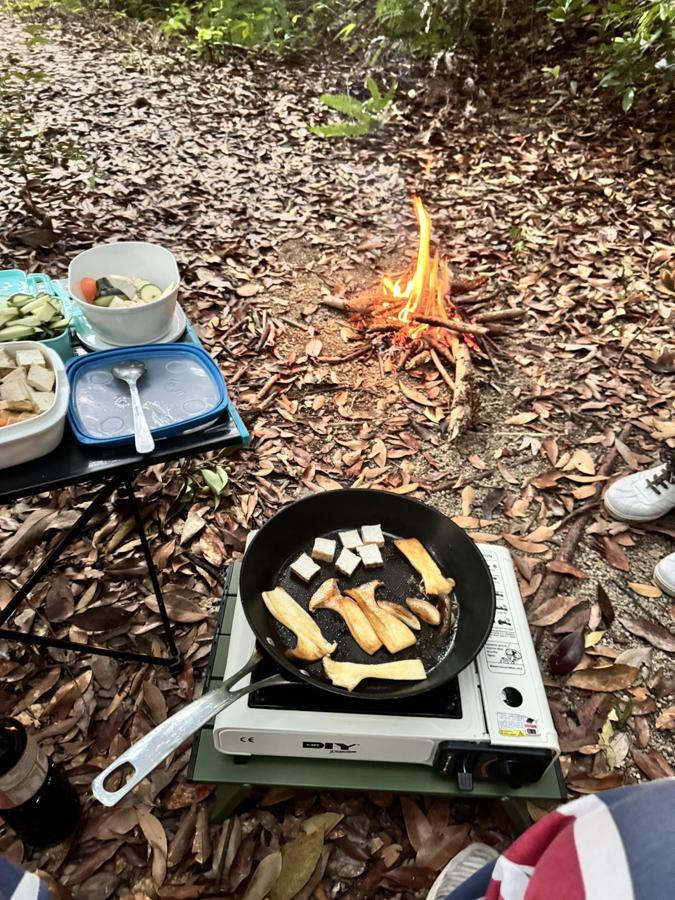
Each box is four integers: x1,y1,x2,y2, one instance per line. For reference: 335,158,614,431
0,717,81,848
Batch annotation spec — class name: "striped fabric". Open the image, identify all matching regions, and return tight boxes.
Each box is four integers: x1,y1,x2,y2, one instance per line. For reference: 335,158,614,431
0,857,50,900
446,780,675,900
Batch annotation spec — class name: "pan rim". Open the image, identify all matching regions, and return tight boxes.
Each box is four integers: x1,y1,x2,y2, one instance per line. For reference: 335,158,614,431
239,488,496,700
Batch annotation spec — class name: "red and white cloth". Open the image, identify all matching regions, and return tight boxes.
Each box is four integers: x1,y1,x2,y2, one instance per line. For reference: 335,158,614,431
445,780,675,900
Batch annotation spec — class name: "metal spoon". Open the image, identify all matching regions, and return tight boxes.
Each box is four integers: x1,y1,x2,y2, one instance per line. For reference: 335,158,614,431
111,360,155,454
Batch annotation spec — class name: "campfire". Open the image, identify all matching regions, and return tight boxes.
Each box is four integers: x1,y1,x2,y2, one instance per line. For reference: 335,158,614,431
322,196,527,439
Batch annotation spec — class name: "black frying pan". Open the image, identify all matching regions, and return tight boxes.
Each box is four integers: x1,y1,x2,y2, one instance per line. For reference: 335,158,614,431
241,488,495,699
92,489,495,805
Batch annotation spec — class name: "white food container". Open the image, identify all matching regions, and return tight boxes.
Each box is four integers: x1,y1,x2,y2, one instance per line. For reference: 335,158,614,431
0,341,69,470
68,241,179,346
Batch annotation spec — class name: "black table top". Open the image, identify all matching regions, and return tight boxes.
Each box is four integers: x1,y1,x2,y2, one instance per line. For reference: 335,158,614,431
0,403,249,503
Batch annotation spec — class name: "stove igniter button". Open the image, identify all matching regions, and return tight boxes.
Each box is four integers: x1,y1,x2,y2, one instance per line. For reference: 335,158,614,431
457,760,473,792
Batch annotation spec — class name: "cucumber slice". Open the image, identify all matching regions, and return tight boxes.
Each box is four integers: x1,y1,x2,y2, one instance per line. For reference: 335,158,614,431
94,294,116,307
138,282,162,303
13,315,43,327
0,324,36,340
9,293,33,308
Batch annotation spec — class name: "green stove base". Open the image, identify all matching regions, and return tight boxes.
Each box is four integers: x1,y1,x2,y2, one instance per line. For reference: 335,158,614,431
188,565,566,812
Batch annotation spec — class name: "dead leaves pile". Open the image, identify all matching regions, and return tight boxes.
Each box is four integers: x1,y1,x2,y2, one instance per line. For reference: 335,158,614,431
0,6,674,898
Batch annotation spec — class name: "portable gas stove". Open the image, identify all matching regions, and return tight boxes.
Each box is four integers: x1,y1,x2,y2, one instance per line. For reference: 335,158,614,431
212,543,559,793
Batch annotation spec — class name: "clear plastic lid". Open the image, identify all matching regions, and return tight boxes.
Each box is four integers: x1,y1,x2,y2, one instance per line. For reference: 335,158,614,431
72,349,221,440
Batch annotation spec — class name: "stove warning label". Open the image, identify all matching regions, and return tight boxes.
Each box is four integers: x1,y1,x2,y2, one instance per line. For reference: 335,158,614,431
497,712,538,738
484,610,525,675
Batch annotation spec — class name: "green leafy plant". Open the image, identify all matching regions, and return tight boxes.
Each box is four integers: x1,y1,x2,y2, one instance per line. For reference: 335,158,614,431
547,0,675,110
309,77,396,139
201,464,230,509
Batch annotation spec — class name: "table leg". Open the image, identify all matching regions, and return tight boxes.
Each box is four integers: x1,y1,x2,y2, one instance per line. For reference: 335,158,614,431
122,477,182,674
0,475,183,673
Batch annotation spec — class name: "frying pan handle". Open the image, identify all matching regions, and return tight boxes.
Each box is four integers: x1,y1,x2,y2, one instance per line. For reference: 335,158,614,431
91,651,290,807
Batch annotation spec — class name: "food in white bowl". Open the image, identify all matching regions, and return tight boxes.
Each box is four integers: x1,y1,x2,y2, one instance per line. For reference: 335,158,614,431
69,241,179,346
0,341,69,469
79,274,176,308
0,345,56,426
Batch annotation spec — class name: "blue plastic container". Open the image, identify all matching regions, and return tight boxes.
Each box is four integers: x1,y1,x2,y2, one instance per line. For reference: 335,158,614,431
67,344,229,447
0,268,77,361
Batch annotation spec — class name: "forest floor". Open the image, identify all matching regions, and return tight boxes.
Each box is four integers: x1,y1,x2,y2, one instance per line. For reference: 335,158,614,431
0,9,674,899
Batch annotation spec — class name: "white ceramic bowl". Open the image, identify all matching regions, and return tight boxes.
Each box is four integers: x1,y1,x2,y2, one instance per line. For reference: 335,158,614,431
68,241,179,346
0,341,69,470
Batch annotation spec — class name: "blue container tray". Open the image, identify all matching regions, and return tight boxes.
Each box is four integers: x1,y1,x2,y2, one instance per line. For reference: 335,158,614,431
0,269,78,361
67,344,229,447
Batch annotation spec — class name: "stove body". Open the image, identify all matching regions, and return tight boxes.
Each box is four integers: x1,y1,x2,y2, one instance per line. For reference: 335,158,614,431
214,543,559,791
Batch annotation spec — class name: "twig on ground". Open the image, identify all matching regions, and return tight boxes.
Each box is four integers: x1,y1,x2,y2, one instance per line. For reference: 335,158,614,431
446,335,477,441
317,346,372,364
473,308,526,323
410,314,488,336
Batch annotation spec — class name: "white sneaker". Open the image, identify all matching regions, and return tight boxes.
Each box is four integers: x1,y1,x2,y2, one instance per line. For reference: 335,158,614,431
604,451,675,524
426,842,499,899
655,552,675,598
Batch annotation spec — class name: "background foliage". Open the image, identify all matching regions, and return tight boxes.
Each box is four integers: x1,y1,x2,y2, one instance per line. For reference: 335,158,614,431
4,0,674,111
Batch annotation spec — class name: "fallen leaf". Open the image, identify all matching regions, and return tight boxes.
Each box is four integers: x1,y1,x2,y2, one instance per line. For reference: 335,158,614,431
44,671,93,718
242,852,283,900
502,533,548,554
567,773,625,793
270,829,323,900
143,681,167,724
401,797,433,853
138,807,168,888
655,707,675,730
461,485,475,517
567,664,639,692
619,616,675,653
633,749,675,780
236,283,260,297
506,412,538,425
596,584,615,626
549,628,585,675
305,337,323,357
398,379,435,406
70,606,131,632
144,589,209,623
547,560,587,578
13,668,61,714
601,537,630,572
529,595,581,627
627,582,662,599
180,509,206,545
562,449,596,475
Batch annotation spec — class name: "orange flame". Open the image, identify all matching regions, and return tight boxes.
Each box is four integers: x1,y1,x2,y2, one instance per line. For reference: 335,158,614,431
381,197,451,334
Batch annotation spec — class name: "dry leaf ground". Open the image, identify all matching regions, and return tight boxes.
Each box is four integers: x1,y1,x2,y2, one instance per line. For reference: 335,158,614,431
0,9,674,899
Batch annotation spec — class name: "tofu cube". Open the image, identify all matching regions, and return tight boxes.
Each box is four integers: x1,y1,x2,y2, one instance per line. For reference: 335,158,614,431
1,379,31,403
339,529,361,550
4,399,35,412
311,537,336,563
357,544,383,569
335,547,360,577
26,365,54,393
290,552,320,583
15,349,45,368
2,366,27,385
360,524,384,546
0,349,14,374
31,391,54,414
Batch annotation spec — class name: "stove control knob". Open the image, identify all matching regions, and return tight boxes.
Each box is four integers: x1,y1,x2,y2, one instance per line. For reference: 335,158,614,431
457,768,474,792
496,759,522,788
